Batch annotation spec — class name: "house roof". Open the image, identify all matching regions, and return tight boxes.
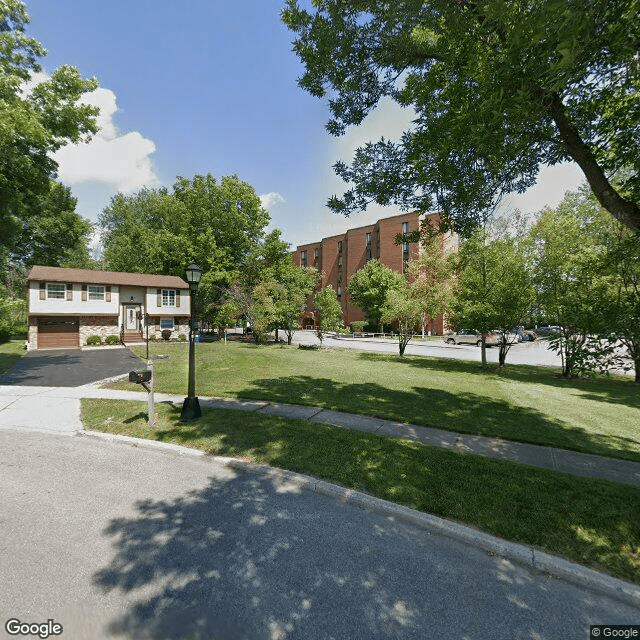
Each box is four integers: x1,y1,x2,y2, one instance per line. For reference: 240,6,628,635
27,266,189,289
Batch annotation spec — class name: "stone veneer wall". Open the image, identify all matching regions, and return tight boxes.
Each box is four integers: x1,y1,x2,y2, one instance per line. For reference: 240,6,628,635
148,317,190,341
27,317,38,350
79,316,119,345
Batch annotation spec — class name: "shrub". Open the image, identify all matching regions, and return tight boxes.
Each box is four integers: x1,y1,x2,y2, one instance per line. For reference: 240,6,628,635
350,321,366,334
161,329,172,341
105,335,120,345
178,333,187,342
86,335,102,346
0,320,11,344
149,334,157,342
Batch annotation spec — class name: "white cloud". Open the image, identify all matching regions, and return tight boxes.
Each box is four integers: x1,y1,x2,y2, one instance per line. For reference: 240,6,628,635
50,83,158,194
260,192,286,209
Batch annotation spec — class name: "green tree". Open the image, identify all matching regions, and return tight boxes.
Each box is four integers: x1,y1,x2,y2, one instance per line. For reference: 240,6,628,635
100,174,269,278
601,231,640,383
283,0,640,233
270,260,318,345
347,259,402,331
405,230,456,336
1,1,98,262
528,193,612,377
451,231,535,367
13,181,93,268
380,283,424,356
314,285,343,345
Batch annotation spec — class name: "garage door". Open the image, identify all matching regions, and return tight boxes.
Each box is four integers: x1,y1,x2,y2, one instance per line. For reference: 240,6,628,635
37,317,80,349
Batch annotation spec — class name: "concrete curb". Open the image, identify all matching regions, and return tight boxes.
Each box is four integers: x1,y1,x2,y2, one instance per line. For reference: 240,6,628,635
79,428,640,608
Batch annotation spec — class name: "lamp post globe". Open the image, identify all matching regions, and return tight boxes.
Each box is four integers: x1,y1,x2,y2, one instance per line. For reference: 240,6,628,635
180,263,203,422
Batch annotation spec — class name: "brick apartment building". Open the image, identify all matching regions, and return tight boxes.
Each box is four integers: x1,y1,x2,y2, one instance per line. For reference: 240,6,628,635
292,211,457,334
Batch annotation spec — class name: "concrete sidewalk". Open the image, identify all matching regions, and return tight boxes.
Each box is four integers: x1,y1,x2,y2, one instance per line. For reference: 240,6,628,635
1,382,639,487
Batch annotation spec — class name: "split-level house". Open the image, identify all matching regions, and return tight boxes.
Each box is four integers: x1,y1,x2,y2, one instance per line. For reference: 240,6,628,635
26,266,191,349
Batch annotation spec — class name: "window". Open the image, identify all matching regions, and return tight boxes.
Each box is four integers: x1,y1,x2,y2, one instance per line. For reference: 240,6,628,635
162,289,176,307
338,255,342,267
337,270,342,282
337,240,343,254
160,317,174,330
366,232,372,260
46,283,66,299
314,248,320,267
402,221,410,254
337,285,342,300
88,285,105,301
301,250,307,267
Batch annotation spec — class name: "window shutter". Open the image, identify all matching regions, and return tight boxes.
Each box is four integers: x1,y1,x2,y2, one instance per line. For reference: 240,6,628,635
39,283,46,300
66,284,73,301
175,290,180,307
82,284,87,301
105,285,111,302
157,289,162,306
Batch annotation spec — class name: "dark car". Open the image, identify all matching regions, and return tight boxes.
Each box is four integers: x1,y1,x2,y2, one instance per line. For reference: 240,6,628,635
535,325,562,337
510,327,536,342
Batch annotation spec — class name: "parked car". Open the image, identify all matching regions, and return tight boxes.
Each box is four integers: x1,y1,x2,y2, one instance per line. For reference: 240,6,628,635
510,327,535,342
535,325,562,337
445,330,499,346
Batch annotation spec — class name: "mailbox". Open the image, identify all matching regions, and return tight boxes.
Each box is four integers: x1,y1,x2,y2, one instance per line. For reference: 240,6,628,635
129,370,152,384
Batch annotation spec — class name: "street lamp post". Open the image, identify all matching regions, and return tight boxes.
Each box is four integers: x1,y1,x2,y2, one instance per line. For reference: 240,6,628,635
180,263,203,422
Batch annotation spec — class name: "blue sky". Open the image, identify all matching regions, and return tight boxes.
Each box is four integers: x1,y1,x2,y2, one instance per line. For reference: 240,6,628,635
24,0,584,249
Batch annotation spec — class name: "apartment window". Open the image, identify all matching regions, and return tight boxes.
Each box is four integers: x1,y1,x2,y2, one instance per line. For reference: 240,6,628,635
337,285,342,300
160,317,174,330
46,283,66,299
337,240,343,254
402,221,410,254
162,289,176,307
301,250,307,267
366,232,372,260
314,248,320,267
337,270,342,282
88,285,105,301
338,255,342,268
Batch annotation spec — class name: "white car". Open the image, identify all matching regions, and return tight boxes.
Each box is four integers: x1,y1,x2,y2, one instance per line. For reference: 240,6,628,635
445,330,499,346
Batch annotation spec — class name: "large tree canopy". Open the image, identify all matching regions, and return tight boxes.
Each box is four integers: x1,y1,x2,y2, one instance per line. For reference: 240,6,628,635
100,174,270,278
1,1,98,253
283,0,640,233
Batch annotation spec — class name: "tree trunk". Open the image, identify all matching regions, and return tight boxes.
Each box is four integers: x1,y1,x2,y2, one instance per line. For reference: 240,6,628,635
544,91,640,232
480,339,487,367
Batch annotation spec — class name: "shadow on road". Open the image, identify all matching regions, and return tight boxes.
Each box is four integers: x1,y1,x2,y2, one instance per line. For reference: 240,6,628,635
93,470,623,640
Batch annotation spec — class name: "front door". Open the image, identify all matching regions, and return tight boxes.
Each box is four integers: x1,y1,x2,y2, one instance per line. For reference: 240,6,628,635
125,305,141,331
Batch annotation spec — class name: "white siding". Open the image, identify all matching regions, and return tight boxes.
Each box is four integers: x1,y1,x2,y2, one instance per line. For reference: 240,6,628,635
29,282,120,315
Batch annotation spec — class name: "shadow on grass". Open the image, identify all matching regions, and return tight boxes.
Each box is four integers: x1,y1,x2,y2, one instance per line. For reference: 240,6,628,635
236,375,640,462
91,412,640,640
356,351,640,410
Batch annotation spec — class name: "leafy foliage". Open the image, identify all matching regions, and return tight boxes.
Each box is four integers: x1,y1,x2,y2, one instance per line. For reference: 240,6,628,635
283,0,640,232
1,1,98,268
314,286,343,344
347,259,403,331
451,230,534,366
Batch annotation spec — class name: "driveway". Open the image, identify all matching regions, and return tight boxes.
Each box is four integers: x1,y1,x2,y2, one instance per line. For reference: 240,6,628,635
0,347,144,387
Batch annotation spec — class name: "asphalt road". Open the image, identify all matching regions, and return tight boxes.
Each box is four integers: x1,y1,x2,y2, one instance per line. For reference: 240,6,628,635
1,429,637,640
292,330,564,368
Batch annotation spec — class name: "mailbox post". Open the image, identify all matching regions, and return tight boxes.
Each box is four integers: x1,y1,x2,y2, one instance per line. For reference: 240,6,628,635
129,362,156,427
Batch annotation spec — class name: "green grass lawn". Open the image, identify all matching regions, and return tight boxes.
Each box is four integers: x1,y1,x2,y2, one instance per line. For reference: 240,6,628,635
0,339,25,373
114,341,640,462
81,398,640,585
